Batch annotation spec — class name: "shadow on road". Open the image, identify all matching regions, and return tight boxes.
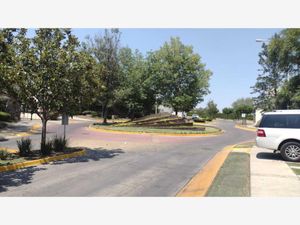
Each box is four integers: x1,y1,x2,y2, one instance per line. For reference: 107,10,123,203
0,167,47,193
0,148,124,193
256,152,283,161
52,148,125,165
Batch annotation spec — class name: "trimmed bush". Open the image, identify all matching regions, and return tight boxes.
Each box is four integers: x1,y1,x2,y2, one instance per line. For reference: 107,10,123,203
41,140,53,156
52,136,68,152
0,111,11,122
17,138,32,157
0,149,10,160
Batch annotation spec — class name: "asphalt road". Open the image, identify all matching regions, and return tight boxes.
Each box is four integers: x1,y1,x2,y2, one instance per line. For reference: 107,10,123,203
0,119,255,196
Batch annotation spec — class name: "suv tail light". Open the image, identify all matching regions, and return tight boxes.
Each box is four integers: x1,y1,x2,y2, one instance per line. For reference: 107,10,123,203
257,129,266,137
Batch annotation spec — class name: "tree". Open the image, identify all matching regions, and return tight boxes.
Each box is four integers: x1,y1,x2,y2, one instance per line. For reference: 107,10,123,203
2,29,96,154
252,29,300,110
115,47,152,118
252,34,285,110
232,98,254,119
83,29,121,124
147,37,211,115
222,107,234,119
206,100,219,119
276,75,300,109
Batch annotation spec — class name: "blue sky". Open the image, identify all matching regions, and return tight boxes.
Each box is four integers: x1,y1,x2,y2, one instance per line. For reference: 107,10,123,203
30,28,282,110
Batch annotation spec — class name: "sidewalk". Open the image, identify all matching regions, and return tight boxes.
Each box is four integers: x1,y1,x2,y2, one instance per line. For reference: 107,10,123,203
251,146,300,197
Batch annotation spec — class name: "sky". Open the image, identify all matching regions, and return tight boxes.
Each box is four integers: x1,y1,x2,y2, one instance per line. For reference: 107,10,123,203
30,28,282,110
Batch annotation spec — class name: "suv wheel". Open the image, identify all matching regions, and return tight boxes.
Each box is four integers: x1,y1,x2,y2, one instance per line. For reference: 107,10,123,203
280,141,300,162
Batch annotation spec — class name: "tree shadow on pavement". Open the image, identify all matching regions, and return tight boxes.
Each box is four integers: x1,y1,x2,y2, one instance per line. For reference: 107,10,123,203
51,148,125,165
0,167,47,193
256,152,283,161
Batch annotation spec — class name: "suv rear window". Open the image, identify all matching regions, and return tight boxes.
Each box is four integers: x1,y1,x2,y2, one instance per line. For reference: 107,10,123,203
259,114,300,128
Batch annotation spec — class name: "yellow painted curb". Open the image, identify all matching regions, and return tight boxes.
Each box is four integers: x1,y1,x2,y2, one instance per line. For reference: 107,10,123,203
88,125,224,137
235,124,256,132
176,145,234,197
176,140,253,197
0,150,86,173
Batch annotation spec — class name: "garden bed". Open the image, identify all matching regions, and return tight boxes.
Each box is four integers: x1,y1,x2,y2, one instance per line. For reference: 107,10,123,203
91,124,221,134
0,147,83,167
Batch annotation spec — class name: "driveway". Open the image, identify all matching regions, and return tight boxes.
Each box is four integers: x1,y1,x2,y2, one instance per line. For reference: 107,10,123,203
0,119,254,196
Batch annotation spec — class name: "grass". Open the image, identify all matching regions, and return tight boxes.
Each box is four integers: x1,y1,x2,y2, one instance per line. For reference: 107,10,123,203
92,124,221,134
286,162,300,176
206,152,250,197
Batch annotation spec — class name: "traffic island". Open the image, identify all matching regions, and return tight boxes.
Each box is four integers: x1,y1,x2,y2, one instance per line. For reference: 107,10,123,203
0,148,86,173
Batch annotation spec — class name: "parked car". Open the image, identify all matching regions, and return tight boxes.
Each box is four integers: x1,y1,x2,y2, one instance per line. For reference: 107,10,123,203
191,114,205,122
256,110,300,162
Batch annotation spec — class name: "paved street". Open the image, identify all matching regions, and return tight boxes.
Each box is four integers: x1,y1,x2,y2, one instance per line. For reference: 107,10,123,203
0,119,254,196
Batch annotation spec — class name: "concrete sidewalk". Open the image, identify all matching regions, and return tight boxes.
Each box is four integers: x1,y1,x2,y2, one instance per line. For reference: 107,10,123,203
251,146,300,197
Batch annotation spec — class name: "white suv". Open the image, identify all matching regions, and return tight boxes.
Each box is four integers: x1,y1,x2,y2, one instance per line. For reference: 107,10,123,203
256,110,300,162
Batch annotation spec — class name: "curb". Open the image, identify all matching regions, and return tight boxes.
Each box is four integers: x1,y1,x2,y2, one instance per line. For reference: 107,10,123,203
235,124,256,132
176,145,233,197
176,142,253,197
0,150,86,173
88,125,224,137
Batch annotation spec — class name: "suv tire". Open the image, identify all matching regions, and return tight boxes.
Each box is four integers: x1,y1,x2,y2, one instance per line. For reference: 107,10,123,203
280,141,300,162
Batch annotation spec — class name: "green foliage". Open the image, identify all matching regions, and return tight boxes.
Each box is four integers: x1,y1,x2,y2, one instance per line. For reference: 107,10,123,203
83,29,121,124
252,29,300,110
0,111,11,121
206,100,219,119
1,28,96,151
147,37,211,113
16,138,32,157
52,136,68,152
41,140,53,156
0,150,10,160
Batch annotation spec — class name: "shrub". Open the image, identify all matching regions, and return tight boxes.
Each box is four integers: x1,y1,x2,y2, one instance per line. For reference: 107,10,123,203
17,138,32,157
0,111,11,122
0,149,9,160
41,140,53,156
49,112,59,120
52,136,68,152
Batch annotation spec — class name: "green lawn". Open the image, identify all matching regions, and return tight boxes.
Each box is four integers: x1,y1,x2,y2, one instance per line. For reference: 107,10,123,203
92,124,221,134
206,152,250,197
286,162,300,176
0,157,26,166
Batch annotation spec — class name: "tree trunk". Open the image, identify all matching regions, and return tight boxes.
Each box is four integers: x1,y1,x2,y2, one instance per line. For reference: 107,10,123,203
175,109,178,116
102,104,108,124
41,119,47,150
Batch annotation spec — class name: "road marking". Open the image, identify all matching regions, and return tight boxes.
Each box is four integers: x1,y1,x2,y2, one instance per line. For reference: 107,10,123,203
235,124,256,132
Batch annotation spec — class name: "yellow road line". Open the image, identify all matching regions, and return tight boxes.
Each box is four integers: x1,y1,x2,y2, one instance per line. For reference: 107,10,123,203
0,150,86,173
235,124,256,132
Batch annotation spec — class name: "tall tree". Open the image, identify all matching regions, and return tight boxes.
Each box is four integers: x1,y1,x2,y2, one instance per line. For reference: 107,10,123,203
252,34,285,110
232,97,254,118
206,100,219,119
2,29,96,154
83,29,121,124
115,47,151,118
147,37,211,115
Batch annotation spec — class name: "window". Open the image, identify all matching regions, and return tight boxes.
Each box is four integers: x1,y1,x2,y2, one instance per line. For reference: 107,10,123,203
260,114,300,128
